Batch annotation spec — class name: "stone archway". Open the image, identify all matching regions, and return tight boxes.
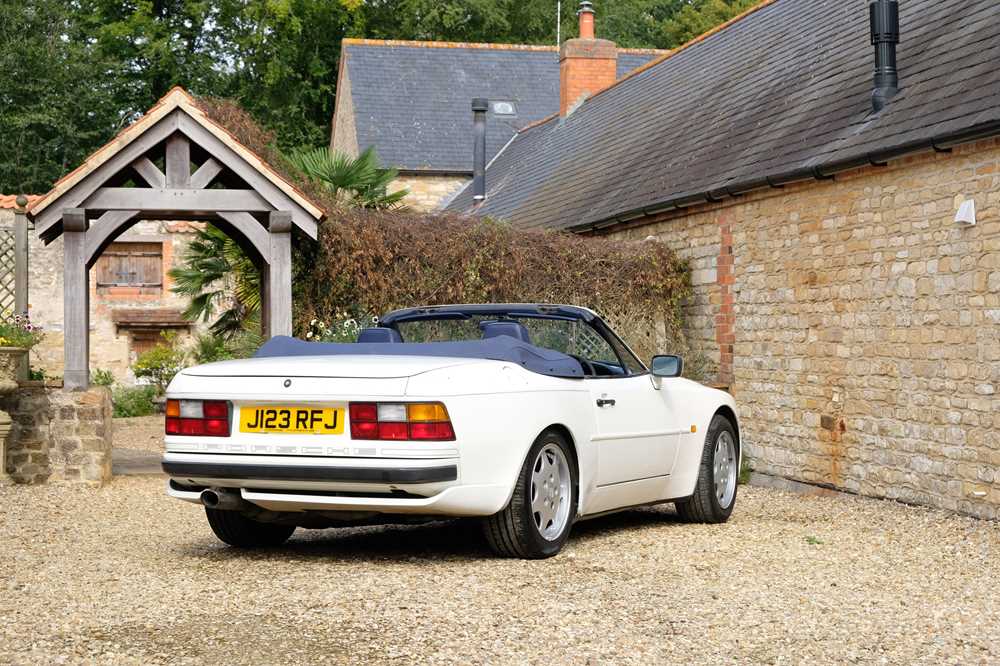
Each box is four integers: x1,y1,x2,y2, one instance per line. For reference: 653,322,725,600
27,88,324,389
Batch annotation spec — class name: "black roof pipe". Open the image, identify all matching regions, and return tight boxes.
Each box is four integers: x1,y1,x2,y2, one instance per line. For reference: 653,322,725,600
472,98,489,201
870,0,900,113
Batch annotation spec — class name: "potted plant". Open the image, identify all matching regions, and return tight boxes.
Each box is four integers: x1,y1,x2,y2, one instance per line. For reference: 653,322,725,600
0,312,43,391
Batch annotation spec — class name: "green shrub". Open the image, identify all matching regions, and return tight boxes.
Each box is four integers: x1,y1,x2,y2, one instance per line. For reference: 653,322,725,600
189,330,261,364
223,329,264,359
112,385,158,418
91,368,115,386
132,332,186,395
190,332,234,364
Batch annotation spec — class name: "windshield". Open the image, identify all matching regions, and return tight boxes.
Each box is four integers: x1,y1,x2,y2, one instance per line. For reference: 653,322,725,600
394,315,642,377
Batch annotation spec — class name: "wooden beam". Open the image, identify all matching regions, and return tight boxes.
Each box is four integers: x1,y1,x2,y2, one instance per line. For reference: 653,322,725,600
131,157,165,188
190,157,223,189
85,210,140,268
176,114,319,239
165,133,191,188
63,209,90,390
84,187,272,213
265,211,293,337
216,212,271,264
36,112,182,239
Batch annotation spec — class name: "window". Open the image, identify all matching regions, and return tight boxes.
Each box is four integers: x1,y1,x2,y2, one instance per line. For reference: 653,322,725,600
394,315,633,378
604,329,647,375
492,101,517,116
96,242,163,294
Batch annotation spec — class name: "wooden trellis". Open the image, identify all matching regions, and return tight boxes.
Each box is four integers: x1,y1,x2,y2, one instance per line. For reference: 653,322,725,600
0,200,29,323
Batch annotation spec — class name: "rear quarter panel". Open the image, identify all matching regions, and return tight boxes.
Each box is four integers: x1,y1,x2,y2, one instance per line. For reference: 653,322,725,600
405,363,595,512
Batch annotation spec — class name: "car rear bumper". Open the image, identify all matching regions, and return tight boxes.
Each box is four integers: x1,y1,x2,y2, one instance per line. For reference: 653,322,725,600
167,480,510,516
162,452,511,516
162,459,457,484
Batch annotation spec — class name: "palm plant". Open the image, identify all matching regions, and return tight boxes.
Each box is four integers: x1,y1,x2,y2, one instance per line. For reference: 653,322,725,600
288,146,408,210
169,225,260,337
172,147,406,335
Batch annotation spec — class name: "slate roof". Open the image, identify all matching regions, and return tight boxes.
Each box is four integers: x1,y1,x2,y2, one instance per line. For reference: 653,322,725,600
336,40,662,173
447,0,1000,231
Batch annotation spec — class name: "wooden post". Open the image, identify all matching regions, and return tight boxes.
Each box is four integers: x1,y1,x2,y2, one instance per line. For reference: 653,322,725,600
13,196,29,384
13,196,28,316
165,133,191,188
62,209,90,390
266,211,293,338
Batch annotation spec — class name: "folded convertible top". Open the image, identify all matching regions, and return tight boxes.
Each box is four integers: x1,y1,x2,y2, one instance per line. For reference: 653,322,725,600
255,335,585,379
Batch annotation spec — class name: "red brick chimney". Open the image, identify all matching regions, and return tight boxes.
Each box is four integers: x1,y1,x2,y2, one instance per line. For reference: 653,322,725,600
560,1,617,117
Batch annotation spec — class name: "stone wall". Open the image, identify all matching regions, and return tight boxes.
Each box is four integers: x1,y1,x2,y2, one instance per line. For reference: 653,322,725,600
391,174,470,211
3,385,113,485
604,137,1000,519
606,208,723,382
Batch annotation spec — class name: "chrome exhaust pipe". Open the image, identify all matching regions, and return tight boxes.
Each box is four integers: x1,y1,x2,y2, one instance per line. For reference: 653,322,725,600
200,488,246,511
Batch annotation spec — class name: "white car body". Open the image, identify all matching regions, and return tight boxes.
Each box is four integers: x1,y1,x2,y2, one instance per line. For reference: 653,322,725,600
164,349,739,521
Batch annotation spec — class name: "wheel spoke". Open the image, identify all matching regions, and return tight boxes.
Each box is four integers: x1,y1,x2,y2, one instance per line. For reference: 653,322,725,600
531,484,545,514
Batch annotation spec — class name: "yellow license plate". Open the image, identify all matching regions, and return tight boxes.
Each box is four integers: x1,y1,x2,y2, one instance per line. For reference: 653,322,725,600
239,406,344,434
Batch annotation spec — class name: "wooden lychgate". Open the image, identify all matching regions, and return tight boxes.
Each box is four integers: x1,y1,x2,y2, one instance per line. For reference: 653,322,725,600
27,88,324,390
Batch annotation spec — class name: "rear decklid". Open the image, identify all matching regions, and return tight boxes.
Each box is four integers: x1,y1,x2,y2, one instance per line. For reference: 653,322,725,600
181,355,492,379
168,354,497,400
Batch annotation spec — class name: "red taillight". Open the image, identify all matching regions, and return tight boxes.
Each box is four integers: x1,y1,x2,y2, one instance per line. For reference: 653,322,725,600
378,422,408,440
410,422,455,440
352,420,378,439
204,418,229,436
350,402,378,423
203,401,229,418
349,402,455,441
165,400,230,437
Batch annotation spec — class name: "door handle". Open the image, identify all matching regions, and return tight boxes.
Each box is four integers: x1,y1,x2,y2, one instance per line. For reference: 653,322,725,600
596,398,616,407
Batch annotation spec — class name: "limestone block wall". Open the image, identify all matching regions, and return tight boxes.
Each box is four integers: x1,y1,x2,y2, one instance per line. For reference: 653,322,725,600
3,385,113,485
603,207,723,381
605,138,1000,519
391,175,471,212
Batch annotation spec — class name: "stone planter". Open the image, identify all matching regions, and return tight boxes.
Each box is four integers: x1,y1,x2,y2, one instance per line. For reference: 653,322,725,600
0,347,28,485
0,347,28,390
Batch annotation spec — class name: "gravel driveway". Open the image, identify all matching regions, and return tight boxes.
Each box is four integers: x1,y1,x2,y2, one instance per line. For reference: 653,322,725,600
2,473,998,665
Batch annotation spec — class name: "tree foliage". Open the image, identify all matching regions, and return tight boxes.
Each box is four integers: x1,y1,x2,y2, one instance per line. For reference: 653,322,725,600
661,0,758,47
0,0,124,193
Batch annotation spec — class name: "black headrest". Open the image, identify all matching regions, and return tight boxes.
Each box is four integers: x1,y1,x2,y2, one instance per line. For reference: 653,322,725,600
357,327,403,343
480,320,532,344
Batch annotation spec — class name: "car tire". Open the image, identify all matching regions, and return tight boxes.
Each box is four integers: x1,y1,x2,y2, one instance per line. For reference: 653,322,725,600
205,508,296,548
675,414,739,524
482,430,578,559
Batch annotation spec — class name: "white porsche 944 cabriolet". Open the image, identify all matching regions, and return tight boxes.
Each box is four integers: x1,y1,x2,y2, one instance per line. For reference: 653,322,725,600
163,304,740,558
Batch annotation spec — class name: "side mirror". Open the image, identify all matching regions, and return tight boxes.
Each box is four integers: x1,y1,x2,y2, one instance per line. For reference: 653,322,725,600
650,355,683,378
